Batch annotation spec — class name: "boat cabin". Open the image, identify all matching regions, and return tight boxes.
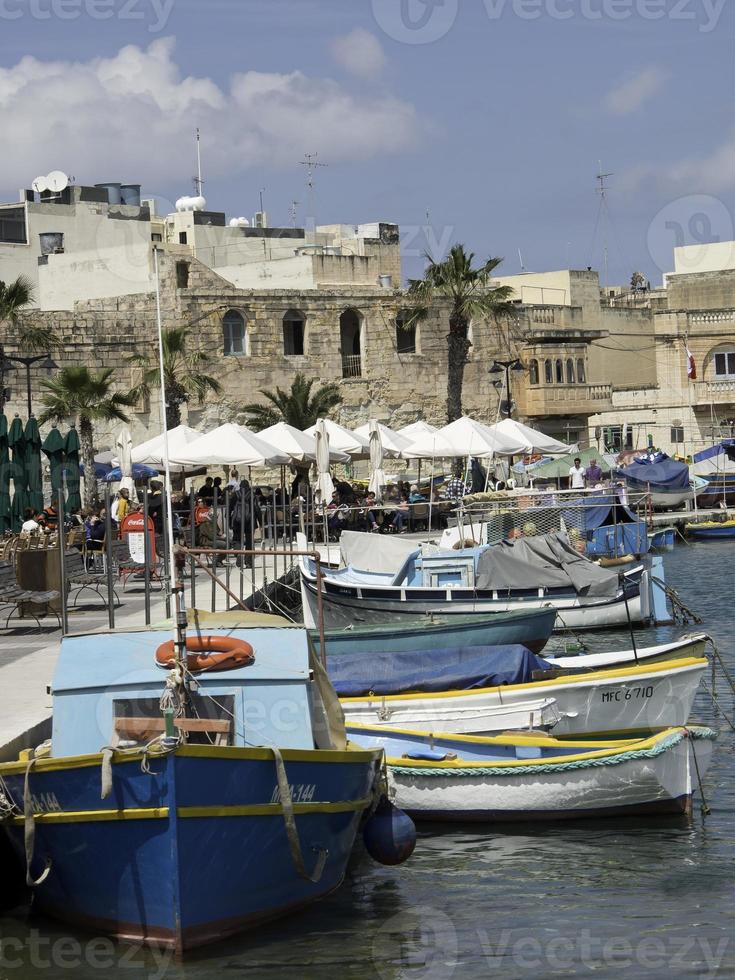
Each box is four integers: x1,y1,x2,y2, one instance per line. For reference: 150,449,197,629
50,626,332,758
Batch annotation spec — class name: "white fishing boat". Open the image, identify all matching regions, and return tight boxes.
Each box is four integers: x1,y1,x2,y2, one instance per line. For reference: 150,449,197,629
346,725,717,822
544,632,709,671
298,532,669,631
340,657,709,738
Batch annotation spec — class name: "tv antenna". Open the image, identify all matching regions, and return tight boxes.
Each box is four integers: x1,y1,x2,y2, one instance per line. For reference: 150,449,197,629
192,129,204,197
289,200,301,227
596,163,614,287
300,153,328,220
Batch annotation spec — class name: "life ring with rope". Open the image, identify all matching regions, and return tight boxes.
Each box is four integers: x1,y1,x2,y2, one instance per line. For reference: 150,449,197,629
155,635,255,673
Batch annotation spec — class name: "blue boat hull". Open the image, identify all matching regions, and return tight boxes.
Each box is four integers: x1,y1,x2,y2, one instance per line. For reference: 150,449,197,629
1,746,380,952
687,523,735,540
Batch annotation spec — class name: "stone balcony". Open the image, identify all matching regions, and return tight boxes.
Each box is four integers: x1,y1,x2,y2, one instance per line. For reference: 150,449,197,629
692,380,735,405
519,383,613,417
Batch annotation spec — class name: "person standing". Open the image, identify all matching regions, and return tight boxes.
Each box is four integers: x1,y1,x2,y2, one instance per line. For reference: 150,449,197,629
568,457,587,490
230,479,261,568
586,459,603,485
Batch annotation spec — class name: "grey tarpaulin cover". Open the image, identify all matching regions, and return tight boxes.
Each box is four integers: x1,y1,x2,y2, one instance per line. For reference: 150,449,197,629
475,533,618,597
339,529,419,574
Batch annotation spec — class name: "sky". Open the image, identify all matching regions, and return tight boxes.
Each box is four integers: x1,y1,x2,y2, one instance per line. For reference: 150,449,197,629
1,0,734,286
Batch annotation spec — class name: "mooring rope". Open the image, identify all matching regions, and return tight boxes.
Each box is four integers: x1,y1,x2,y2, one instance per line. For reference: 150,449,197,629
651,575,703,625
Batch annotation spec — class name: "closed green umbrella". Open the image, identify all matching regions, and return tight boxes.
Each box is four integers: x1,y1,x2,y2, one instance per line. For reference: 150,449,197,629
42,424,65,499
8,414,28,532
0,415,10,535
64,425,82,512
25,417,44,515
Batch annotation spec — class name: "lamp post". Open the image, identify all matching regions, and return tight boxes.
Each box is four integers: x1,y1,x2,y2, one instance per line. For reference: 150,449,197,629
489,358,526,419
0,348,58,416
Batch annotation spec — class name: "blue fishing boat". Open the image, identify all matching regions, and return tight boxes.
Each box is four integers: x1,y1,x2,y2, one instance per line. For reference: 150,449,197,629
685,520,735,540
0,625,384,952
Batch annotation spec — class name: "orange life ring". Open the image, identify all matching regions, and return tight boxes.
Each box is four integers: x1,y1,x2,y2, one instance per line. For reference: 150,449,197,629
155,635,255,673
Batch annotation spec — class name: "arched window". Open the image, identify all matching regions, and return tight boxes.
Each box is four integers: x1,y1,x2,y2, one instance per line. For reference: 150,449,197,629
223,310,246,356
283,309,306,356
576,358,586,383
529,359,539,385
555,359,564,384
544,359,553,384
566,358,575,384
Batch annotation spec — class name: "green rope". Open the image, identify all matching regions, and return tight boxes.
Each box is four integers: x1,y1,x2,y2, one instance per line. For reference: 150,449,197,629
391,728,717,778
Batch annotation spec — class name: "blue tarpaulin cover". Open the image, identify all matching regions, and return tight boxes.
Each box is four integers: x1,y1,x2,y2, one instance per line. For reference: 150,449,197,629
617,455,690,490
562,492,639,532
693,441,735,464
329,644,553,696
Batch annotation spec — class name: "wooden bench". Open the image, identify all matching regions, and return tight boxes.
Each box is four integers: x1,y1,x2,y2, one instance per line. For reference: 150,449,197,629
0,561,60,631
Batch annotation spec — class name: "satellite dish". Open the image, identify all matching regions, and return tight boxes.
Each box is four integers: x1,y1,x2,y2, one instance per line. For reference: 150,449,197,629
46,171,69,193
32,176,48,194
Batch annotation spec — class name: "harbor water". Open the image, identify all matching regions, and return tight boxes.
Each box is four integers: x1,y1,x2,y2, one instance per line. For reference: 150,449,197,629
1,541,733,979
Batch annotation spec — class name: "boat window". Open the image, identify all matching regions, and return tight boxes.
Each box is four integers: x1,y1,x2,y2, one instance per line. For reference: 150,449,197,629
112,695,235,747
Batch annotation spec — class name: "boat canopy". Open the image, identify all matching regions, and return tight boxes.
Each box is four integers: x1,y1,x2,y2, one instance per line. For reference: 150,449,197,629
475,533,619,596
617,454,690,490
329,644,552,697
562,492,639,532
339,529,420,574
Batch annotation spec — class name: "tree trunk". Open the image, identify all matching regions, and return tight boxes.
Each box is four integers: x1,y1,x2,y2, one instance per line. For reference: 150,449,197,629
79,416,97,510
165,382,185,431
446,315,471,422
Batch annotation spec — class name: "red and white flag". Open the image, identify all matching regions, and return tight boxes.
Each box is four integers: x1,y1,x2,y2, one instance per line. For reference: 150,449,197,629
686,344,697,381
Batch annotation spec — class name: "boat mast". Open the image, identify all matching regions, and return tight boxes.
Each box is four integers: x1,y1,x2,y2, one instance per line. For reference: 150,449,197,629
153,246,188,683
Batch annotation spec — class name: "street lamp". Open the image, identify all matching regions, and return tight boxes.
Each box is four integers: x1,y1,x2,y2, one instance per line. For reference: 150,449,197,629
489,359,526,419
0,348,58,417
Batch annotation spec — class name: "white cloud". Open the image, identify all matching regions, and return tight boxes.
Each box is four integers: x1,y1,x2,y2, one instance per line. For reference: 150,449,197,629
605,67,668,116
0,38,421,194
330,28,386,80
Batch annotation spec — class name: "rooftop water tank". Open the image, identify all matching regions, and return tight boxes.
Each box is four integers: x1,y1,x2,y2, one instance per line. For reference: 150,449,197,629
176,195,207,212
95,182,122,205
120,183,141,206
39,232,64,255
228,217,251,227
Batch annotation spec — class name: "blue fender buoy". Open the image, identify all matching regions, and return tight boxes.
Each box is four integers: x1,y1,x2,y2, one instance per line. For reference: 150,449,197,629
362,795,416,865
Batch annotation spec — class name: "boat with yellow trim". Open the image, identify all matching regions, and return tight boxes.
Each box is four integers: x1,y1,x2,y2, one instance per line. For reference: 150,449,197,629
340,656,709,738
345,724,717,822
685,520,735,540
0,624,386,953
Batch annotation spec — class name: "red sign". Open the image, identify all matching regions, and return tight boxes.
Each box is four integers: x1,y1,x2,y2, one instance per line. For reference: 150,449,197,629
120,513,157,565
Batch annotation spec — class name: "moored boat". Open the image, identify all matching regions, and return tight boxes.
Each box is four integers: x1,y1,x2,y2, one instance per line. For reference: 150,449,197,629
616,453,698,510
340,656,709,737
345,724,717,822
685,520,735,540
311,606,557,657
298,532,669,631
0,625,385,953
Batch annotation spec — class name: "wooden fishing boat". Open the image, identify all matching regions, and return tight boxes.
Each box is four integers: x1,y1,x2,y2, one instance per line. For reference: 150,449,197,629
544,632,708,670
685,520,735,540
310,606,557,657
0,626,384,952
340,657,708,738
346,724,717,822
298,532,669,631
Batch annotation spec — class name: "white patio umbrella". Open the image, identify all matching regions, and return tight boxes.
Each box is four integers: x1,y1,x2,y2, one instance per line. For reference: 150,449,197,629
354,421,412,458
131,424,202,470
397,420,438,441
171,423,289,467
115,426,135,494
367,421,387,502
400,430,462,460
313,419,335,506
488,418,575,456
435,416,525,458
260,422,349,464
303,419,369,457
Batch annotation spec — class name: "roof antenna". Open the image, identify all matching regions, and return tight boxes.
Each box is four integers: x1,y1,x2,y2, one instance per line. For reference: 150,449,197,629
597,162,614,288
300,153,328,224
289,200,301,227
193,129,204,197
518,248,526,272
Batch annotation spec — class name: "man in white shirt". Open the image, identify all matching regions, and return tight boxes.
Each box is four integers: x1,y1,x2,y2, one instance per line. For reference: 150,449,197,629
568,457,586,490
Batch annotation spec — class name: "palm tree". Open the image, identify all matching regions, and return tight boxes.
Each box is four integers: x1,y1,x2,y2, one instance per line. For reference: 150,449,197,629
127,325,223,430
403,245,517,422
242,373,343,431
0,276,58,351
38,367,135,508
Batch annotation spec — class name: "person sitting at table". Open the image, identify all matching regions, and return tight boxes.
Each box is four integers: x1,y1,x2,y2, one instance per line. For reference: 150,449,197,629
408,484,426,503
87,509,107,552
198,477,214,503
361,491,380,532
40,502,60,530
389,494,410,533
